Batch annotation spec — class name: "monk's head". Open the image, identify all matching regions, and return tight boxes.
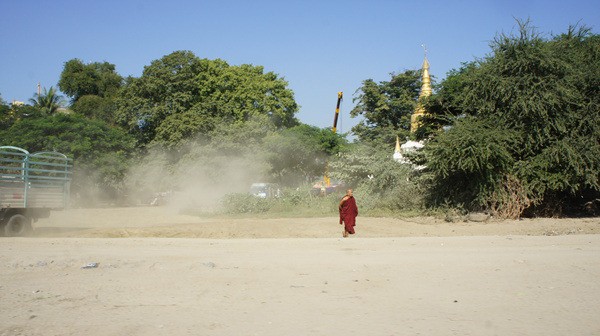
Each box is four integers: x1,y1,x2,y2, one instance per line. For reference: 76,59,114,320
346,189,353,197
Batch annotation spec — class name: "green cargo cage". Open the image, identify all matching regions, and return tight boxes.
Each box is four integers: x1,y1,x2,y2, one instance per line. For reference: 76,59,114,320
0,146,72,209
0,146,73,236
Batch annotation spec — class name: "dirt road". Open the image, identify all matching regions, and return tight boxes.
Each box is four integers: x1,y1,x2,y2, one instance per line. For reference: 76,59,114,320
1,207,599,336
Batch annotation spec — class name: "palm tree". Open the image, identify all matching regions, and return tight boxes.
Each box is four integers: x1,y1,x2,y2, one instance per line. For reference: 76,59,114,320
29,86,65,114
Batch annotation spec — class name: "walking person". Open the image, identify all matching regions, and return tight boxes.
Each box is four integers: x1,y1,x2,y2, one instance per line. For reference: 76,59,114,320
339,189,358,237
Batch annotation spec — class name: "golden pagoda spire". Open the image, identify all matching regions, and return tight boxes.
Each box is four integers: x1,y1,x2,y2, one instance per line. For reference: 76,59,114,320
419,46,432,98
410,45,432,133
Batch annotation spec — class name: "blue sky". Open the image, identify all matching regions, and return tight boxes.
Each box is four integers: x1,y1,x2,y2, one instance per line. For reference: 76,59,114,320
1,0,598,133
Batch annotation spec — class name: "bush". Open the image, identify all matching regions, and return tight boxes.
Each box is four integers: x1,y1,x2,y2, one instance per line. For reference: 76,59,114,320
219,186,343,217
221,193,274,214
329,143,427,215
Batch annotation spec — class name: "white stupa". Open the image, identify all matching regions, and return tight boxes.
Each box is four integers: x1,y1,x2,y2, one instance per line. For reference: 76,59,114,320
393,137,426,170
401,140,424,152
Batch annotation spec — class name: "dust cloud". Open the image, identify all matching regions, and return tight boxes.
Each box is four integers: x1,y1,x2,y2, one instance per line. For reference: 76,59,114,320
123,142,270,213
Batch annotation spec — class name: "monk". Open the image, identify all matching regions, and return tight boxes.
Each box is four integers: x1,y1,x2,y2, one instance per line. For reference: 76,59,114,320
339,189,358,237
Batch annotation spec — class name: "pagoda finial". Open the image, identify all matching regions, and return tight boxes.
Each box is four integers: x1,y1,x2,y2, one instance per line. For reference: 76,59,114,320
393,136,403,162
411,45,432,133
419,44,432,97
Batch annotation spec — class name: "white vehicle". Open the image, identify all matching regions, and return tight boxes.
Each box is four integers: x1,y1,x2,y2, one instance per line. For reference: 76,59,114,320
249,183,281,199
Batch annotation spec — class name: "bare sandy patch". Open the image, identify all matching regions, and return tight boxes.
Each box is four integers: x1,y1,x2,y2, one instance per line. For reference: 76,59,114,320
1,207,598,335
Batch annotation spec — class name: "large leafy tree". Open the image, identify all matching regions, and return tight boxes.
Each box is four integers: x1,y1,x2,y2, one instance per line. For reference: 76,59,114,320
426,22,600,217
58,59,123,125
115,51,299,146
350,70,422,144
58,59,123,102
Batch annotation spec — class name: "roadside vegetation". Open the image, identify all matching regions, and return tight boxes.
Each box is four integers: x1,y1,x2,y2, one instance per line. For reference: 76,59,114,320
1,20,598,219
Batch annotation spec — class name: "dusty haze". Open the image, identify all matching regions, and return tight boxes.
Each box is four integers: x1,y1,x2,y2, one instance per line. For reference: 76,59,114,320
121,142,272,212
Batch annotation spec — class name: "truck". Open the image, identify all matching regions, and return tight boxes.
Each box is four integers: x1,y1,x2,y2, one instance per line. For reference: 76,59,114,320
0,146,72,236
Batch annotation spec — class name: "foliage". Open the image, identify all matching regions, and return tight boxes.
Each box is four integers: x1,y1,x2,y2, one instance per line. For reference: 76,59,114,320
0,101,45,129
221,193,274,214
115,51,299,146
58,59,123,102
0,113,136,205
330,144,425,212
263,124,348,186
71,94,118,125
219,186,341,216
28,86,65,115
425,21,600,217
350,70,422,143
427,63,479,118
425,116,520,209
0,98,7,117
124,116,277,205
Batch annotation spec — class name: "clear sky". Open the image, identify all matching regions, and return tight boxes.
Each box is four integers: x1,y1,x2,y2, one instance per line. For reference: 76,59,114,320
1,0,598,133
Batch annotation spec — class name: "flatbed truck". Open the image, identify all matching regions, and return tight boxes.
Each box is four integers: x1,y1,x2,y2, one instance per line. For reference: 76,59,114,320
0,146,72,236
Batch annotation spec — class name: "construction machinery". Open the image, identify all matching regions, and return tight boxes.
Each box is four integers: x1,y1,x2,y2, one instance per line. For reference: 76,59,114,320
332,91,343,133
318,92,343,193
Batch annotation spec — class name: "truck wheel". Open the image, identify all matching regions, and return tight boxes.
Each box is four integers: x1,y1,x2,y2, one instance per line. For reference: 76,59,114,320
4,214,32,237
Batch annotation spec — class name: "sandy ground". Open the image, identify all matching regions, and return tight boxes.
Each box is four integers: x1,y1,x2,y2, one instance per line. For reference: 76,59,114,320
1,207,599,335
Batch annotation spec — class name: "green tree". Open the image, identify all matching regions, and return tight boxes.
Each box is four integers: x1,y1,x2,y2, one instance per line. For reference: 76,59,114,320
425,117,520,207
425,21,600,217
350,70,422,144
58,59,123,102
29,86,65,115
115,51,299,146
71,94,117,125
0,98,9,128
420,62,479,139
0,104,42,129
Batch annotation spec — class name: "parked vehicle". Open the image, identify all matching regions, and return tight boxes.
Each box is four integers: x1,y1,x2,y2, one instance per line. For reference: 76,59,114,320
0,146,72,236
249,183,281,199
311,179,345,196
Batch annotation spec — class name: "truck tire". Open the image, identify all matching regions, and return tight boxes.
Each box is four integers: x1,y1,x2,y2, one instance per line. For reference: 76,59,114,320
4,214,32,237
